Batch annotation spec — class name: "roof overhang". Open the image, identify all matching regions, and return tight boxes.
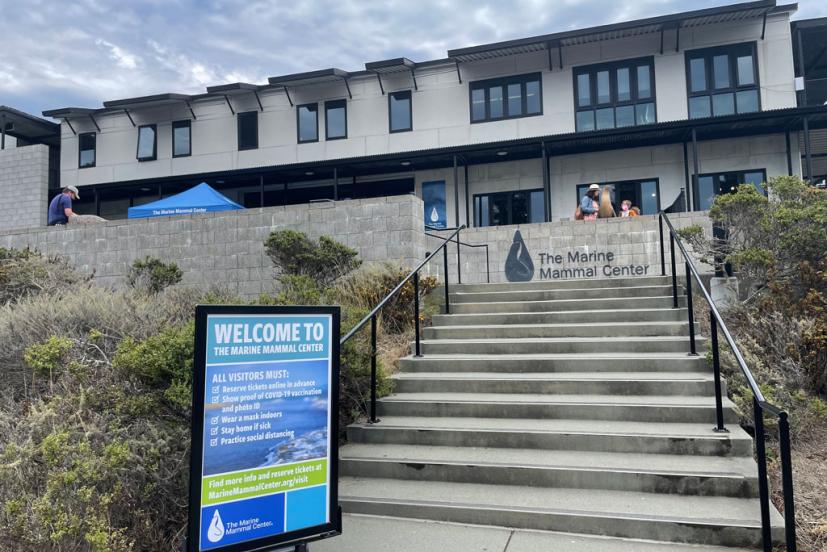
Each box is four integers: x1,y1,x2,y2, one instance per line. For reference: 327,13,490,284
41,107,100,118
448,0,789,62
365,58,416,74
0,106,60,146
103,93,194,110
268,68,350,87
205,82,264,95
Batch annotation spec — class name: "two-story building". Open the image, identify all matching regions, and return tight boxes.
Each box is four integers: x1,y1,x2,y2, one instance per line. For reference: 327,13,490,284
8,0,827,231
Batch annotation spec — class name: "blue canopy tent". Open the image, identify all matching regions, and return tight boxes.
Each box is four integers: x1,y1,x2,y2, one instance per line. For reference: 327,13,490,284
127,182,244,219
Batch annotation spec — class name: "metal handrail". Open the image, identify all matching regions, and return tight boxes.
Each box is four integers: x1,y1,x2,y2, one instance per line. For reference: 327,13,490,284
659,212,796,552
340,225,466,423
424,232,490,284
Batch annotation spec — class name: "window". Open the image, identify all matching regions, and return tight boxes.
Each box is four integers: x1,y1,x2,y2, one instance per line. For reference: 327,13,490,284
78,132,96,168
136,125,157,161
694,169,766,211
325,99,347,140
297,103,318,143
574,57,656,132
389,90,412,132
237,111,258,150
686,43,759,119
474,189,544,227
469,73,542,123
575,179,660,215
172,120,191,157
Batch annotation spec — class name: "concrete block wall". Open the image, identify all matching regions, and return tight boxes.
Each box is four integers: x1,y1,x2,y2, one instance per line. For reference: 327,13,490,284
0,144,50,231
426,211,712,285
0,194,426,298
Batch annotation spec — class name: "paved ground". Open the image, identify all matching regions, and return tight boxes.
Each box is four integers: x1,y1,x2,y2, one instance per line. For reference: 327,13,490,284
310,514,754,552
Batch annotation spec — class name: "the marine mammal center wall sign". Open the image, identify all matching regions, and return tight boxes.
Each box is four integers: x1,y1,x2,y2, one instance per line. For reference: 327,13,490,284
188,305,341,552
505,230,651,282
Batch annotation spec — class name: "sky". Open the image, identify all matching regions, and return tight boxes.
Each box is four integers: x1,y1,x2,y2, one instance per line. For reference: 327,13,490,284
1,0,825,119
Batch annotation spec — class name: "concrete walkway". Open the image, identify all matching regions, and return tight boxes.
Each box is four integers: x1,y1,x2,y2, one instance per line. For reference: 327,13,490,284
312,514,753,552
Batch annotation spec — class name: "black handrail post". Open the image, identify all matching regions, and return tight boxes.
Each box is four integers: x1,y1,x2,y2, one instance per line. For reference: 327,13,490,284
659,214,666,276
754,398,772,552
779,412,797,552
456,233,462,285
413,272,422,357
670,232,678,308
369,315,378,424
443,245,451,314
485,245,490,283
710,311,727,432
685,261,697,356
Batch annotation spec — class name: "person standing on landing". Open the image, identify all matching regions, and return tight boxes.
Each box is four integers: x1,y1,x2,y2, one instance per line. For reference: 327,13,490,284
47,186,80,226
579,183,600,221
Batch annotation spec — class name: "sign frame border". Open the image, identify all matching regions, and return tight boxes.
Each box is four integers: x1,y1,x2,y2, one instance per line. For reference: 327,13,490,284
187,304,342,552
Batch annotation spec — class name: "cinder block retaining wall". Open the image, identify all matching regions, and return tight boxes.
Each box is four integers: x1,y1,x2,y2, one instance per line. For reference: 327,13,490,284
425,211,712,285
0,145,50,232
0,194,426,297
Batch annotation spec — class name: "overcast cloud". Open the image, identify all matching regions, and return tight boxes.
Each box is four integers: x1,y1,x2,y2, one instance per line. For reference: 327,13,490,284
0,0,824,118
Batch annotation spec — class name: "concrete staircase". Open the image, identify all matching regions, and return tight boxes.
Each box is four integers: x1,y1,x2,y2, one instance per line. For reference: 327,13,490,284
339,276,783,550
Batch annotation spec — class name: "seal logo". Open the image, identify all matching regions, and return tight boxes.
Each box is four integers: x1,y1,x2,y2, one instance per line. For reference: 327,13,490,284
207,509,225,543
505,230,534,282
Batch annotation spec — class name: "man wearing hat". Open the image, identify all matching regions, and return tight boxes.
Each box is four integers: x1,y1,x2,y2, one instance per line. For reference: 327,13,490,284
47,186,80,226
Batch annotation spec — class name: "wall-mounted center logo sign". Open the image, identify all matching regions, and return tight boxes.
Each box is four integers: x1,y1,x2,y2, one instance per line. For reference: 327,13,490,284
505,230,534,282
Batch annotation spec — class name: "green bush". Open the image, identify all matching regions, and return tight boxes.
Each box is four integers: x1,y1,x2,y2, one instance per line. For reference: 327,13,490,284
127,256,183,293
264,230,361,287
0,248,85,306
23,337,73,375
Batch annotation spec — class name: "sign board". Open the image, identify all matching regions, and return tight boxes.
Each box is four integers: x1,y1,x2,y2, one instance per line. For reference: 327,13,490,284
188,305,341,552
422,180,447,229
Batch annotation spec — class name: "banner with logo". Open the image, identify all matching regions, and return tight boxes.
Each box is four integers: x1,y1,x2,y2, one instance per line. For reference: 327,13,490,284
188,305,341,552
422,180,447,229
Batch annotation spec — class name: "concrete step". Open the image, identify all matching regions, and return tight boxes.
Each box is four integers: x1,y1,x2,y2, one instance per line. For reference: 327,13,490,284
450,285,677,303
431,308,689,326
338,478,783,547
452,275,681,293
377,393,737,424
398,353,709,373
416,336,705,355
339,444,758,498
347,417,753,457
314,513,761,552
423,321,689,339
450,295,686,313
392,372,719,396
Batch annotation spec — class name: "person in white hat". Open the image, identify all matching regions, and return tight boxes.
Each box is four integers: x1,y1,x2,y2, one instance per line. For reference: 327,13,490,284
578,183,600,221
47,185,80,226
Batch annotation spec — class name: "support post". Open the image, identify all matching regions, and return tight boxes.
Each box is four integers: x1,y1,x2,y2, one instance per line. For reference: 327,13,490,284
803,116,813,182
685,261,697,356
541,141,550,222
683,141,691,211
779,412,798,552
659,214,666,276
94,188,101,217
670,233,678,309
464,162,470,228
785,129,793,176
369,315,378,424
753,399,773,552
333,167,339,201
259,175,265,207
691,129,700,212
710,312,727,432
0,114,5,150
453,154,459,226
413,272,422,357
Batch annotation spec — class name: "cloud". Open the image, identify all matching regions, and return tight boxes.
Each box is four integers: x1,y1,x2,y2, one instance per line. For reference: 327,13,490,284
0,0,824,118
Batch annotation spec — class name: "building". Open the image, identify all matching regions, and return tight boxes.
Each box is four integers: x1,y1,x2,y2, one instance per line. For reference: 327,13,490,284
3,0,827,234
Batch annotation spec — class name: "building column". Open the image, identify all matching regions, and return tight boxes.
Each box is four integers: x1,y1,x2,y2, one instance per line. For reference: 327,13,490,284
785,130,793,176
453,154,459,226
691,129,700,211
541,142,550,222
333,167,339,201
259,175,265,206
464,163,470,228
0,114,5,150
803,116,813,182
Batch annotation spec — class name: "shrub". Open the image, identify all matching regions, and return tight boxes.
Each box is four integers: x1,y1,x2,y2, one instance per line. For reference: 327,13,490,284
0,248,86,306
264,230,361,287
127,256,183,293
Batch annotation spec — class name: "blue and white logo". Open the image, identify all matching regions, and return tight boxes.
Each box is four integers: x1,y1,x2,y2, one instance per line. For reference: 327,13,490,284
207,510,225,543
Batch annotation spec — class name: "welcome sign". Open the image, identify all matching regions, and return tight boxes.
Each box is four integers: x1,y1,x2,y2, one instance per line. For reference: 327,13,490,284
188,305,341,552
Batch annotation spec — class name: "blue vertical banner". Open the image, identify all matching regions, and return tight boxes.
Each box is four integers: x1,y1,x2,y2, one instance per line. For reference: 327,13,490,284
188,306,341,552
422,180,447,229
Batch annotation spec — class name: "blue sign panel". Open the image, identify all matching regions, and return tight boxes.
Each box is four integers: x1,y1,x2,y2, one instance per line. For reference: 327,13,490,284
188,306,341,552
422,180,447,229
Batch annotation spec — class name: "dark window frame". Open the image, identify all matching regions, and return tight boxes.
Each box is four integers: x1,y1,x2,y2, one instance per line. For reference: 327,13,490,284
172,120,191,158
573,56,657,132
78,132,96,169
468,72,543,124
473,187,545,227
575,178,661,215
388,90,413,133
136,124,157,162
324,99,347,141
297,103,319,144
693,168,767,211
685,42,760,119
237,111,259,151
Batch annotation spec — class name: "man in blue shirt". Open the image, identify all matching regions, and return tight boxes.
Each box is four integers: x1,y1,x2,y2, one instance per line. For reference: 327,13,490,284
47,186,80,226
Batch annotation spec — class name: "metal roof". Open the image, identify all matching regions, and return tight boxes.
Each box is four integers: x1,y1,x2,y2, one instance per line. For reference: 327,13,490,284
448,0,788,62
205,82,265,95
268,68,350,87
365,58,416,74
102,93,193,109
0,106,60,146
41,107,101,118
